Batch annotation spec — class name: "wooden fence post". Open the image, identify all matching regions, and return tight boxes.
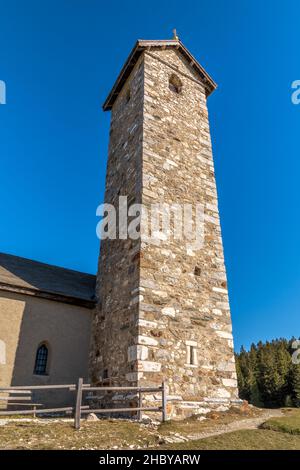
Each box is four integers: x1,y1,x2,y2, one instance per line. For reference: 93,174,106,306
137,388,142,421
74,377,83,430
162,381,167,422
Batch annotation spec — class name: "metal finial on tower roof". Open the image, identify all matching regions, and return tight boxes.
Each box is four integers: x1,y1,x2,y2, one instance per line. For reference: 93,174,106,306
172,28,179,40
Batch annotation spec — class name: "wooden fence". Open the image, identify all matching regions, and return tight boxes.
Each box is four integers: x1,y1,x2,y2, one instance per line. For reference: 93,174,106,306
0,379,167,429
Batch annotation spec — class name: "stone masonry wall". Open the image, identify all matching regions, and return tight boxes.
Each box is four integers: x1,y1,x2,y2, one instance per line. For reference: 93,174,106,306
89,56,144,386
90,46,240,417
136,49,239,417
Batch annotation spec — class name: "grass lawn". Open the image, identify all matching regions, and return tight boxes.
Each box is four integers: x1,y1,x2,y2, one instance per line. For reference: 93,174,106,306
160,429,300,450
260,408,300,435
161,408,300,450
0,406,261,450
0,419,158,450
0,408,299,450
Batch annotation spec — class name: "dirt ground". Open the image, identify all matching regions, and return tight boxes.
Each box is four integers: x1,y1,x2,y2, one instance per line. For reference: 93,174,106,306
0,405,290,450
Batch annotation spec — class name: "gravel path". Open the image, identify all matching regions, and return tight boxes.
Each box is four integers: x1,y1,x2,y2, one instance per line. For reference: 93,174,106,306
184,409,283,442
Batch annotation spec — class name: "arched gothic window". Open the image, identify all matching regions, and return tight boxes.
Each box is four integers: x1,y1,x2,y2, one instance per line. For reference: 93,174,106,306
34,343,49,375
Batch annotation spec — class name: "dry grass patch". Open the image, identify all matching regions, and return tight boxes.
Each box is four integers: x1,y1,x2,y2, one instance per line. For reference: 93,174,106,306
158,404,264,434
0,406,282,450
158,429,300,450
260,408,300,435
0,420,159,450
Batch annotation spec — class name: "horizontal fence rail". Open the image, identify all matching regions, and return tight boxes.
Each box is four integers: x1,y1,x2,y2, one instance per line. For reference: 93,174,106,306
0,379,168,429
0,384,76,390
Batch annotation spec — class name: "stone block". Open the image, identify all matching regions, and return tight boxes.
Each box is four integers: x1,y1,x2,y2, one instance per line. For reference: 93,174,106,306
136,335,158,346
222,378,238,388
128,345,149,362
161,307,176,318
138,361,161,372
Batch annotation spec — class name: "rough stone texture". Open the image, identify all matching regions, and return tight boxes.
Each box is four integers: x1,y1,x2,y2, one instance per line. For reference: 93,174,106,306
90,44,239,417
89,55,144,385
0,252,96,307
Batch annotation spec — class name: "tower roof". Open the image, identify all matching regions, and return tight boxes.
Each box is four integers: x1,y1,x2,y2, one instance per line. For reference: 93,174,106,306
103,39,217,111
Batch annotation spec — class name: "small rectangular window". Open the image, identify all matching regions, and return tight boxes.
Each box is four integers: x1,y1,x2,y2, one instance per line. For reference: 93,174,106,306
189,346,195,365
186,342,198,366
194,266,201,276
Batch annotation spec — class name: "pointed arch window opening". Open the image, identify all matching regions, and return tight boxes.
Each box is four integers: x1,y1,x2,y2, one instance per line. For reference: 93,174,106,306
33,343,49,375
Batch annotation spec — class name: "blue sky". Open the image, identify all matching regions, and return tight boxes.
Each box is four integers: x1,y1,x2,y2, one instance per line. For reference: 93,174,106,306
0,0,299,350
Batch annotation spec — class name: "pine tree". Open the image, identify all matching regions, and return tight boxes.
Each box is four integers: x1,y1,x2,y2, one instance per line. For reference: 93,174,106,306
274,340,291,405
235,353,245,397
235,337,300,408
250,381,263,407
291,364,300,407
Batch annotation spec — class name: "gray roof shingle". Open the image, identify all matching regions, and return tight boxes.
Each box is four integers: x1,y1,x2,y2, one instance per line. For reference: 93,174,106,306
0,252,96,308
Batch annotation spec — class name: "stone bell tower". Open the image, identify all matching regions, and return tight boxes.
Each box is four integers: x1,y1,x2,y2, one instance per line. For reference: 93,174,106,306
90,35,240,417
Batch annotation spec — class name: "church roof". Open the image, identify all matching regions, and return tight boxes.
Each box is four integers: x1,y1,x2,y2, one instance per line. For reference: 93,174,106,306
0,252,96,308
103,38,217,111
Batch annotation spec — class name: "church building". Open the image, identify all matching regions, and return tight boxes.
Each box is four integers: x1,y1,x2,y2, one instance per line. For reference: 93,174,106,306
0,35,239,417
